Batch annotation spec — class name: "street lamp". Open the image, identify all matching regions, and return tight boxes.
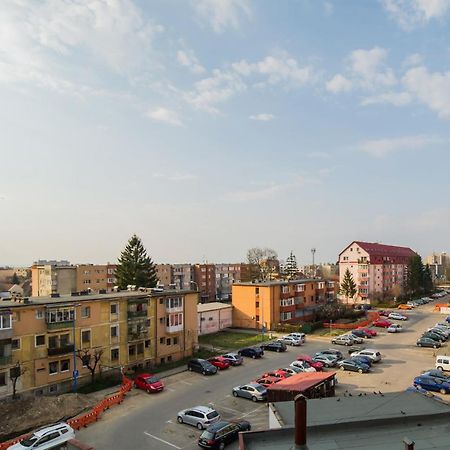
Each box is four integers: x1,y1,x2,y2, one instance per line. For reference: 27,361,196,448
72,303,81,393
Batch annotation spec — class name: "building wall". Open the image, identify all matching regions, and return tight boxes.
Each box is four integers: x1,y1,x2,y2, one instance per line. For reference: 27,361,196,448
76,265,109,292
156,264,173,288
193,264,216,303
172,264,193,290
32,265,77,297
198,307,232,335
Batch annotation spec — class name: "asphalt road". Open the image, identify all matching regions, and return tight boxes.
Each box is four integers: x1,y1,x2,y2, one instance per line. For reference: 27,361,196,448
76,301,449,450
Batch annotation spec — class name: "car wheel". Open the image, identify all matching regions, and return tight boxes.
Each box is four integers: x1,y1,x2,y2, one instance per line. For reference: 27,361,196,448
437,366,444,371
433,345,438,349
233,391,238,397
177,416,183,424
146,389,151,394
219,442,226,450
252,396,257,402
417,343,422,347
202,370,206,375
340,366,345,371
440,388,447,395
358,369,363,374
277,348,280,352
197,423,203,430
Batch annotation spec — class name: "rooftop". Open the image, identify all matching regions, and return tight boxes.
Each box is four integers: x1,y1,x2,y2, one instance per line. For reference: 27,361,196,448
234,278,322,287
342,241,417,258
197,302,232,312
267,371,336,394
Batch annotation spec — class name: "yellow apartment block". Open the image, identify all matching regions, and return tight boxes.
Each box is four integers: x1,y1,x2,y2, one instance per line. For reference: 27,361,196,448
0,289,198,398
232,279,336,330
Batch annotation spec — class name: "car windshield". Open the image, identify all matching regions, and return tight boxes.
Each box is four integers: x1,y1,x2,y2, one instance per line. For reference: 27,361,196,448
207,411,219,419
20,436,39,447
200,430,215,440
254,385,266,392
145,376,159,384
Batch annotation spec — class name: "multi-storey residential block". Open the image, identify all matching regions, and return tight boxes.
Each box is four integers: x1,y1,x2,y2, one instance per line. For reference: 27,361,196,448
425,252,450,280
215,263,243,300
32,262,77,297
172,264,194,290
338,241,416,304
0,289,198,398
193,264,216,303
156,264,173,288
232,279,329,330
76,264,109,292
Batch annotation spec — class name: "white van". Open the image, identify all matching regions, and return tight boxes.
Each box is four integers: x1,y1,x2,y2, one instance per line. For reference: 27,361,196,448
288,332,306,343
435,355,450,372
9,423,75,449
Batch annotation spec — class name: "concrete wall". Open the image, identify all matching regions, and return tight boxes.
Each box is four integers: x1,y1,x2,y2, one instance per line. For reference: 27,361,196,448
198,307,232,335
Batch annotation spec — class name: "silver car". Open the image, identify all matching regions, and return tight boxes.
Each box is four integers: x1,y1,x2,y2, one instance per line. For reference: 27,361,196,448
232,383,267,402
278,336,303,346
177,406,220,430
221,353,244,366
313,354,338,367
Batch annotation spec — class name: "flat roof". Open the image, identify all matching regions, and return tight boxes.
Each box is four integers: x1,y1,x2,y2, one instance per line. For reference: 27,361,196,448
197,302,232,312
0,289,197,309
267,371,336,393
234,278,324,287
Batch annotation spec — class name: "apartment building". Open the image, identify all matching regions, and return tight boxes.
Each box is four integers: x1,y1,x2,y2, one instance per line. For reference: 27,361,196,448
232,279,330,330
172,264,194,290
215,263,243,300
156,264,173,288
425,252,450,280
193,264,216,303
32,263,77,297
0,289,198,398
338,241,416,304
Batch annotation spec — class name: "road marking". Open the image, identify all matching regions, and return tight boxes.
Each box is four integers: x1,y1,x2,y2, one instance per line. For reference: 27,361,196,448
180,380,193,386
166,419,173,424
239,406,264,418
144,432,182,449
216,405,242,414
165,387,176,392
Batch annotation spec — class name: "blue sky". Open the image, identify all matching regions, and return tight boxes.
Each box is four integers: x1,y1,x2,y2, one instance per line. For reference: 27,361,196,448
1,0,450,266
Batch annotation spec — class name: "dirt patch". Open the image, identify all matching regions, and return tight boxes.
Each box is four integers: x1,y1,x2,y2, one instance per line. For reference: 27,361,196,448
0,393,97,442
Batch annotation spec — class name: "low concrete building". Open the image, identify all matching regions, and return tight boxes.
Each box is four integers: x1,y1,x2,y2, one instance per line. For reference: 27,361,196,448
197,302,232,335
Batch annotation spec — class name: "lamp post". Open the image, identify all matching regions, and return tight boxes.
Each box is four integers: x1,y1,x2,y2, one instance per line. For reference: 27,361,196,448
72,303,81,393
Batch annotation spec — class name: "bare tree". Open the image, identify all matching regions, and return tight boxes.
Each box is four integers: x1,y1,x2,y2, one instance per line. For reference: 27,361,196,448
247,247,279,281
76,348,104,384
10,362,26,399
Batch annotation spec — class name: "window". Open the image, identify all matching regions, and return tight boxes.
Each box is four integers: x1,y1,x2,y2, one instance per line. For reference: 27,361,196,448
281,312,293,321
255,288,259,295
255,315,260,322
49,361,58,375
145,340,150,348
200,317,205,321
128,345,136,356
256,301,260,307
81,306,91,318
35,310,44,320
167,355,172,362
167,313,183,327
11,338,20,350
159,337,164,344
137,342,144,354
48,335,58,349
110,303,118,315
46,308,75,323
166,338,171,345
111,348,119,361
60,359,70,372
0,372,6,386
159,298,164,304
111,325,119,338
0,314,12,329
35,335,45,347
165,297,183,309
173,337,178,345
81,329,91,344
60,333,70,346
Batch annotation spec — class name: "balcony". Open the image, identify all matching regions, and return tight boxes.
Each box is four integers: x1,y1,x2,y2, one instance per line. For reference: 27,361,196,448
166,304,183,313
0,329,13,340
47,320,73,330
166,324,183,334
127,310,148,319
280,304,296,313
280,291,293,299
128,331,149,342
0,355,12,366
48,344,75,356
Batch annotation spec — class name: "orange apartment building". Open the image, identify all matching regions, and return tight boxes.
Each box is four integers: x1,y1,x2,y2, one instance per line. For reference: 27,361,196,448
232,279,336,330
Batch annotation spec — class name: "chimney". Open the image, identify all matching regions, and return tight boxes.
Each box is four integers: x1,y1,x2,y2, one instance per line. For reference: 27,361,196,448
293,394,308,450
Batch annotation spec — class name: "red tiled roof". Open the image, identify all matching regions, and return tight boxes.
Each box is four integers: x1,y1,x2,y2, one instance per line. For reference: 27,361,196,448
266,371,336,393
353,241,416,258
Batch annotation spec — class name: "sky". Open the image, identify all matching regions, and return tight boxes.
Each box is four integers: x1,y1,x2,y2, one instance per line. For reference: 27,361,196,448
1,0,450,267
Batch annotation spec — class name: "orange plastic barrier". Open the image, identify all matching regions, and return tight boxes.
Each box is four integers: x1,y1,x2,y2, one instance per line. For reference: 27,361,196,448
323,312,380,330
0,376,133,448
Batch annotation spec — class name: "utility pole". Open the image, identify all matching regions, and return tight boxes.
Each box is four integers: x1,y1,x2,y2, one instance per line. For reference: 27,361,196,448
311,248,316,278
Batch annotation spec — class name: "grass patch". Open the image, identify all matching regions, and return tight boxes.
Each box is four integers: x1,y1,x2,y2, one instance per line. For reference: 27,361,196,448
78,376,122,394
198,331,271,350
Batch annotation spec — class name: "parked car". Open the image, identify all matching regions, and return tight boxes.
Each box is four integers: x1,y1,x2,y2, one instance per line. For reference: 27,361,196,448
413,375,450,395
221,353,243,366
351,355,373,366
347,345,366,355
378,310,389,316
331,335,355,346
238,347,264,359
388,312,408,321
280,366,303,375
208,357,231,370
345,333,363,344
287,332,306,342
187,359,218,375
260,341,287,352
312,354,338,367
373,319,392,328
436,355,450,371
290,360,316,372
177,406,220,430
422,332,445,342
349,349,382,363
427,328,449,340
134,373,164,393
398,304,413,310
261,369,291,379
9,423,75,450
351,329,369,339
337,359,370,373
254,376,280,387
446,316,450,324
421,369,450,382
296,354,324,371
278,336,303,346
198,420,251,449
387,323,402,333
232,383,267,402
314,349,344,361
416,337,441,348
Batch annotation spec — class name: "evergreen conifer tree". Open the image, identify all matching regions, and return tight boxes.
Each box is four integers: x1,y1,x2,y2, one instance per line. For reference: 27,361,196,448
406,254,424,295
115,234,158,289
423,264,434,293
340,268,357,304
284,251,299,280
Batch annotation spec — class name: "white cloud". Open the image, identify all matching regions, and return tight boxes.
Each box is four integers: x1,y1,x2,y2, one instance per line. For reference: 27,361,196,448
402,53,423,68
192,0,251,33
403,66,450,118
249,113,275,121
326,74,352,93
146,107,184,126
152,172,197,181
361,91,412,106
323,2,334,15
381,0,450,30
176,50,206,74
359,135,443,158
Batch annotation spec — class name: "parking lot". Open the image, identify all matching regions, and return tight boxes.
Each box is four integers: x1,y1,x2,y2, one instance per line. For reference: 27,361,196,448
77,300,449,450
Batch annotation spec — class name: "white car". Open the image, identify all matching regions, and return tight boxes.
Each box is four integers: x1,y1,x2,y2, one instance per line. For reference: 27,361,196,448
9,423,75,450
349,349,382,363
387,324,402,333
278,336,303,346
287,332,306,342
331,335,355,346
290,360,316,372
388,312,408,321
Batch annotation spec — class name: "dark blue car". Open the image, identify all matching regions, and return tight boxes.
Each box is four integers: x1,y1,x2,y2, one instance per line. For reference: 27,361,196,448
238,347,264,359
413,375,450,395
351,355,372,366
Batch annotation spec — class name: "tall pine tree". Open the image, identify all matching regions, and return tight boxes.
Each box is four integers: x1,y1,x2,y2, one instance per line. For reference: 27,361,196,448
406,254,424,296
284,251,299,280
115,235,158,289
423,264,434,293
340,268,357,304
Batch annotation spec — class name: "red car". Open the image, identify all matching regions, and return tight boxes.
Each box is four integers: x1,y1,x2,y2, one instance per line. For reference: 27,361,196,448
254,376,280,387
208,356,230,370
358,327,377,337
134,373,164,393
373,319,392,328
296,354,323,371
261,369,291,379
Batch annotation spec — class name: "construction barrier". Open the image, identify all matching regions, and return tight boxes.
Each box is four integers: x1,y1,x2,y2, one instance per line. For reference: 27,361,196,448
323,312,380,330
0,376,133,449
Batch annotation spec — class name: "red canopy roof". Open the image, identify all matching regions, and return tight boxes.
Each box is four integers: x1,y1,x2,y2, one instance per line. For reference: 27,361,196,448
353,241,416,258
266,371,336,393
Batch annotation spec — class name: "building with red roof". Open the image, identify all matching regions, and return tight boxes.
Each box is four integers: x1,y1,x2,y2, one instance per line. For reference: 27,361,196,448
338,241,417,304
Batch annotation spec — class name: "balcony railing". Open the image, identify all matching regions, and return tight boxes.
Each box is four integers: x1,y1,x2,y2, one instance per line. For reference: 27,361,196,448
165,305,183,313
47,320,74,330
127,310,148,319
0,355,12,366
280,291,293,299
166,324,183,333
128,331,149,341
48,344,75,356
